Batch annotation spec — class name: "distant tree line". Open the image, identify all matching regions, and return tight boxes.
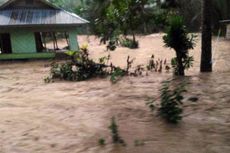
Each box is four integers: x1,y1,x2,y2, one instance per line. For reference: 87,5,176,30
48,0,230,34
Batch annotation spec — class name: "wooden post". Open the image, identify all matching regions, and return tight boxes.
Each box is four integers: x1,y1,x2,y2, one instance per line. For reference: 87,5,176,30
53,32,58,50
52,32,56,51
43,32,47,51
65,32,70,49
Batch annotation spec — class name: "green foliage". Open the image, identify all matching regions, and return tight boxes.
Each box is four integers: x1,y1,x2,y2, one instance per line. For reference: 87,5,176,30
163,15,196,75
47,45,130,83
109,117,125,144
50,47,108,81
98,138,106,146
88,0,148,50
65,50,78,57
51,63,76,81
171,56,194,75
149,9,169,32
163,16,196,52
120,38,139,49
44,76,54,83
47,49,173,84
110,67,126,84
99,56,110,65
159,80,186,123
183,56,194,70
147,80,187,124
107,39,117,51
48,0,230,34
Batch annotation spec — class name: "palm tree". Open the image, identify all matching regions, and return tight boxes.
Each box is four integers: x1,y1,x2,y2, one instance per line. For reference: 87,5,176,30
200,0,212,72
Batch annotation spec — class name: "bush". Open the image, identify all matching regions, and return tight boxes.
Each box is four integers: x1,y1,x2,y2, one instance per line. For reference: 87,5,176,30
98,138,106,146
163,15,196,76
109,117,125,145
147,80,187,124
51,63,77,81
110,67,126,83
120,38,139,49
50,47,109,81
107,39,117,51
47,45,171,84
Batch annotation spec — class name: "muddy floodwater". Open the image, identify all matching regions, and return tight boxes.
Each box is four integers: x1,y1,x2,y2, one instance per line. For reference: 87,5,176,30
0,34,230,153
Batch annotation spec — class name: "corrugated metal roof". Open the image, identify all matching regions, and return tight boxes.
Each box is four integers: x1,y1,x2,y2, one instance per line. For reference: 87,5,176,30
0,9,88,26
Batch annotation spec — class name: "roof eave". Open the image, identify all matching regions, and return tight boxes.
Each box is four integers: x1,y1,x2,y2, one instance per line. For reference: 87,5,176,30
0,23,88,28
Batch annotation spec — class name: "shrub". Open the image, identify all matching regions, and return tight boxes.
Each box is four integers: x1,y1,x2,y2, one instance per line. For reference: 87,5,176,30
109,117,125,145
47,46,170,84
107,39,117,51
51,63,77,81
163,15,196,75
43,76,53,83
120,38,139,49
50,47,109,81
110,67,126,83
98,138,106,146
147,80,187,124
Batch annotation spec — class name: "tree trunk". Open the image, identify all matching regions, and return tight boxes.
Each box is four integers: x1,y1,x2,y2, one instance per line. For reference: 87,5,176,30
176,52,185,76
200,0,212,72
132,31,136,42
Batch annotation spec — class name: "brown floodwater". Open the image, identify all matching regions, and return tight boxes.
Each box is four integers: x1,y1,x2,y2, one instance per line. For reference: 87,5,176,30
0,34,229,153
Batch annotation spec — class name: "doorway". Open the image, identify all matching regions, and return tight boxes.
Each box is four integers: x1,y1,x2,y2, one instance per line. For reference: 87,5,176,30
34,32,70,52
34,32,44,52
0,33,12,54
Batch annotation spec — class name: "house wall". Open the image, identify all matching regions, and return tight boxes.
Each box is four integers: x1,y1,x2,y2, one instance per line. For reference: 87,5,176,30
68,29,79,51
10,30,37,53
226,24,230,39
1,27,80,54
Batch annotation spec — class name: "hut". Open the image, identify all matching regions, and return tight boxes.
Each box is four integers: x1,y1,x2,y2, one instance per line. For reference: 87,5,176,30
0,0,88,59
220,20,230,40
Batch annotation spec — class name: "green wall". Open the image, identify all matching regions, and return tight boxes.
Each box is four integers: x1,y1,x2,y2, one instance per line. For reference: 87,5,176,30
68,29,79,51
1,27,80,54
227,24,230,39
11,30,37,53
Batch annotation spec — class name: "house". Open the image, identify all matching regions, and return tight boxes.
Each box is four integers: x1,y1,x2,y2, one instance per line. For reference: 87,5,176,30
0,0,88,59
220,20,230,39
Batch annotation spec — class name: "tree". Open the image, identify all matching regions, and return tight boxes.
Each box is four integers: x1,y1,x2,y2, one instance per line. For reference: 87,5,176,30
200,0,212,72
163,16,195,76
88,0,149,44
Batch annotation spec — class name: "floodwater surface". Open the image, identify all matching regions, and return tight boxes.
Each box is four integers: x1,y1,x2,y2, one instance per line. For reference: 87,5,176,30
0,34,229,153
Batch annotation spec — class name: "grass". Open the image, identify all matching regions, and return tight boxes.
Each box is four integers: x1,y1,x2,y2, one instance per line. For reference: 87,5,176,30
0,53,55,60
